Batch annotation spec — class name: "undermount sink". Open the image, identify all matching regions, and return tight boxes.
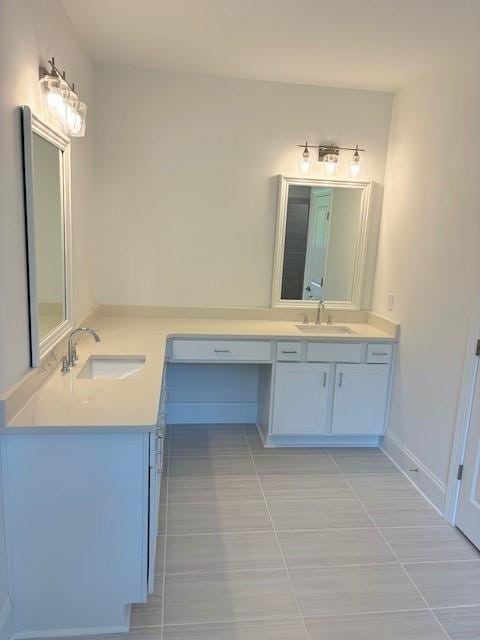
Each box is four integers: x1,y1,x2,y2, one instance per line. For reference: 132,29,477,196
295,324,356,335
77,355,146,379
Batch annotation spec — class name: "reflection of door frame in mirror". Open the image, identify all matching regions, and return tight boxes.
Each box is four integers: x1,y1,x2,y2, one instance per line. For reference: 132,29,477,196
271,175,373,310
21,106,72,367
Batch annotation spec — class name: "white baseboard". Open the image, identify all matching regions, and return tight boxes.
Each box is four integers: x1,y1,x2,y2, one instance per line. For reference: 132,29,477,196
167,402,257,424
381,431,446,513
0,599,13,640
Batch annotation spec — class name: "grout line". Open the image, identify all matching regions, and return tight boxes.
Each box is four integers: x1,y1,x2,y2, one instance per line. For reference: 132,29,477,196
325,450,454,640
161,524,453,537
241,426,311,640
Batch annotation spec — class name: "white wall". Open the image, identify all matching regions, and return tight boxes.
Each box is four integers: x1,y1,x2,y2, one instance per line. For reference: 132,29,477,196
373,47,480,498
0,0,95,393
94,67,392,308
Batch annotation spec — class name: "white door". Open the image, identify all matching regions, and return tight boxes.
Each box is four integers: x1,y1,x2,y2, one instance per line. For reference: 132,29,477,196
271,362,331,435
332,364,390,435
456,369,480,548
303,189,331,300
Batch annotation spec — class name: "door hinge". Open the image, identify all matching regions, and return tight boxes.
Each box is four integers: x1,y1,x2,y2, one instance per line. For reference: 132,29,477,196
476,339,480,356
457,464,464,480
320,277,324,287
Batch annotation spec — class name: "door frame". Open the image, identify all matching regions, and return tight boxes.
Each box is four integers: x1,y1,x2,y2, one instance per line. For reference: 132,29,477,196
444,297,480,524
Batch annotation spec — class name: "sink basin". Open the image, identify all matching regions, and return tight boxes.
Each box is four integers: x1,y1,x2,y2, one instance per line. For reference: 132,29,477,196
295,324,356,335
77,355,146,379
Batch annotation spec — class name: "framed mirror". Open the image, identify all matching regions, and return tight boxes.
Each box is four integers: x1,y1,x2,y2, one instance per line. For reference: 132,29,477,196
271,176,372,309
21,106,72,367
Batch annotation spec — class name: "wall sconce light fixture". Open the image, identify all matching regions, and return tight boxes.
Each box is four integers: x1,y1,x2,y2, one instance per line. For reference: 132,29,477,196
39,58,87,137
298,142,365,177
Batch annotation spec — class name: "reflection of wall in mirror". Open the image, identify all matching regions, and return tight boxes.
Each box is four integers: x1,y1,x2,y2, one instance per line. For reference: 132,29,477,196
32,134,65,339
324,189,362,301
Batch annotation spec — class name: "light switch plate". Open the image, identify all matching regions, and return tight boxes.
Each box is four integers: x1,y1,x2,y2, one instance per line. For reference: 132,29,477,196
387,292,395,312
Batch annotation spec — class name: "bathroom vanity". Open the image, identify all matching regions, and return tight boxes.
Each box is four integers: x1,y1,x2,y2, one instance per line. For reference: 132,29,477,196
0,313,397,638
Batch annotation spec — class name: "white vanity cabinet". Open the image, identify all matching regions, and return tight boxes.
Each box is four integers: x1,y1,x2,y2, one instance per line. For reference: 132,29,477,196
1,427,163,637
269,341,394,439
272,363,331,434
331,363,390,435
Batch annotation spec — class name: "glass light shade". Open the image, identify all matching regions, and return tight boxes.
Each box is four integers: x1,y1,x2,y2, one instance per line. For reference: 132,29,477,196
349,148,361,177
299,145,311,174
323,152,338,176
66,96,87,137
39,74,67,121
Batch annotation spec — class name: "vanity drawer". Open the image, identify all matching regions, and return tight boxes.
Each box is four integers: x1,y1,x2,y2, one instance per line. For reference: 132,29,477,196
307,342,363,363
366,343,393,364
277,342,303,361
171,339,272,362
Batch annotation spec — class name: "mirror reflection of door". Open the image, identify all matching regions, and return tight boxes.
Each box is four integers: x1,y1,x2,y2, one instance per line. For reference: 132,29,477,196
303,188,331,300
280,182,363,304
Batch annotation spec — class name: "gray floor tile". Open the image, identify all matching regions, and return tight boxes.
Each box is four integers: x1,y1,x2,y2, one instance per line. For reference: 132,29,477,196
169,439,249,456
131,585,163,627
169,455,256,477
405,561,480,608
166,500,272,534
163,569,299,625
290,564,426,616
305,610,448,639
167,474,263,503
165,531,283,574
278,528,396,568
362,497,447,527
260,474,354,500
155,535,164,574
381,526,480,562
254,455,339,476
433,605,480,639
330,452,399,474
268,498,372,531
326,447,384,456
163,618,307,640
346,473,419,499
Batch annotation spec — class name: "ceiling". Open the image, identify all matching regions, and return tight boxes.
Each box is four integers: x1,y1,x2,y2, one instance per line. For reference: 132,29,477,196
61,0,480,92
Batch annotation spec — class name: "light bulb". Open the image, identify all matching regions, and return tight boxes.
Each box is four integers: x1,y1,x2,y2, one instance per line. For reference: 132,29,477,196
323,152,338,176
349,146,361,177
299,143,311,174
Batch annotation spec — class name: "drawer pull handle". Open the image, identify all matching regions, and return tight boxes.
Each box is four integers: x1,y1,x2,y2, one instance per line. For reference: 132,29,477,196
371,352,388,357
214,349,231,353
323,372,327,387
281,350,298,354
338,372,343,387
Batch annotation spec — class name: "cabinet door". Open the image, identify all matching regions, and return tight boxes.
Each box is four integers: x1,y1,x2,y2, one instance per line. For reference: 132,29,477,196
332,364,390,435
271,362,331,435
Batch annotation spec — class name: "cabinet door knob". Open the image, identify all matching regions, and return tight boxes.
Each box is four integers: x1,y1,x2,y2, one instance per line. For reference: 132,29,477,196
214,349,230,353
281,350,298,354
323,372,327,387
338,372,343,387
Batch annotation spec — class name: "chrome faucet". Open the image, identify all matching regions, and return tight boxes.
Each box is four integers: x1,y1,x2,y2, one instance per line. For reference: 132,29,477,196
62,327,101,372
315,300,325,325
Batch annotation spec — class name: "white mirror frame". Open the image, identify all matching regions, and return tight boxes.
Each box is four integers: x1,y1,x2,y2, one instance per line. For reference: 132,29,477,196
22,106,73,367
271,175,373,310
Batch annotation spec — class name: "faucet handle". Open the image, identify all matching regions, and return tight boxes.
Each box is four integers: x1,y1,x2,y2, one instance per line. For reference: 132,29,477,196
61,356,70,374
299,313,309,325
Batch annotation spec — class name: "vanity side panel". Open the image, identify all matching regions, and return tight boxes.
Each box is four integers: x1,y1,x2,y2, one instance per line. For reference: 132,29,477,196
3,431,149,636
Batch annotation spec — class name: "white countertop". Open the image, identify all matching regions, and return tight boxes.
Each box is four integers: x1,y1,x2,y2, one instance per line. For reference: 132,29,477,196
5,316,396,430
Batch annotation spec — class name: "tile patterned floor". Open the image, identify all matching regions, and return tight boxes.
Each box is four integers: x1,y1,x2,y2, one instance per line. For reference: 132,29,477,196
136,425,480,639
